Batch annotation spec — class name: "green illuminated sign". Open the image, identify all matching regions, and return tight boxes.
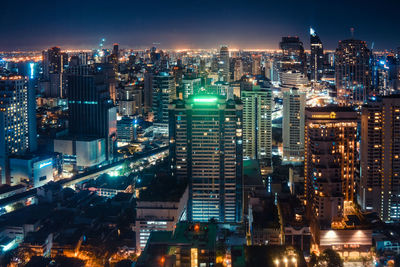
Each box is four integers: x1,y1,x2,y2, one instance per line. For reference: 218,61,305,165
193,97,218,103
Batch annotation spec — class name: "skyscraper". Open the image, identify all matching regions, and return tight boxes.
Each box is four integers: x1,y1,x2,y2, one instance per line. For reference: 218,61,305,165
361,96,400,221
41,47,68,98
241,79,272,160
152,72,176,125
219,46,230,82
0,75,36,184
304,106,358,225
335,39,372,105
66,64,117,160
310,27,324,82
279,37,307,74
169,96,243,223
234,59,244,81
251,55,262,75
283,88,305,163
143,71,153,113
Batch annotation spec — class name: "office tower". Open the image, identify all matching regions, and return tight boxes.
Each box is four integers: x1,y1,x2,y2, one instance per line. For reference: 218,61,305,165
41,47,68,98
283,88,305,163
143,72,153,113
219,46,230,82
112,43,119,58
66,64,117,160
182,76,202,99
310,27,324,82
265,58,279,82
372,58,390,95
0,75,36,184
279,37,307,74
169,96,243,223
335,39,372,105
234,59,244,81
152,73,176,125
117,116,137,143
304,106,357,225
361,96,400,221
279,70,308,91
251,55,262,75
241,79,272,160
118,86,142,116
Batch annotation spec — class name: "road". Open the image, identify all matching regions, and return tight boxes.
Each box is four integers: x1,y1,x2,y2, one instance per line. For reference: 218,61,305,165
60,146,169,188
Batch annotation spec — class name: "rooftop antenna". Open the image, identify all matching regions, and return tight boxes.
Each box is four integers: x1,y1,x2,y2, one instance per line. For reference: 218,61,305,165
350,27,355,39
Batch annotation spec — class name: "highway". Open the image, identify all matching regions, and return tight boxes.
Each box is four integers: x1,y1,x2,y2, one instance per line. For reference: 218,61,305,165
60,145,169,187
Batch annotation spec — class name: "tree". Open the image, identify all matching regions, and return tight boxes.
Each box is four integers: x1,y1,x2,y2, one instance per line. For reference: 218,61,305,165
309,249,343,267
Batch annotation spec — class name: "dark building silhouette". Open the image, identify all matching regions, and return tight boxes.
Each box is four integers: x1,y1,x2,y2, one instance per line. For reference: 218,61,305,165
66,64,117,160
310,27,324,81
279,37,307,74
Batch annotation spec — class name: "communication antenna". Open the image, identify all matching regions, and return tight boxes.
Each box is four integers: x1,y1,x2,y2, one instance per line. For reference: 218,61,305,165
350,28,355,39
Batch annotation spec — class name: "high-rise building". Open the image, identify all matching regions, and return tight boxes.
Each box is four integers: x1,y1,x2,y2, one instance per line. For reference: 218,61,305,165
65,64,117,160
234,59,244,81
152,72,176,125
279,37,307,74
360,96,400,221
335,39,372,105
283,88,305,163
41,47,68,98
143,72,153,113
219,46,230,82
251,55,262,75
310,27,324,82
279,70,309,91
241,79,272,160
169,96,243,223
0,75,36,184
182,76,202,99
265,58,279,82
304,106,358,225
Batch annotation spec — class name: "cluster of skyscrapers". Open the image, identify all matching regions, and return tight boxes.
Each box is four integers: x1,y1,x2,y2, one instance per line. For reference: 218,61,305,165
1,27,400,263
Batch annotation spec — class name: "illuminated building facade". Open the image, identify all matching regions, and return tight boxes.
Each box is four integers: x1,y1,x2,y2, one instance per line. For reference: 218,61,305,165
0,75,35,184
219,46,230,82
233,59,243,81
241,79,272,160
169,96,243,223
251,55,262,75
310,27,324,82
283,88,305,163
304,107,358,225
361,96,400,221
335,39,372,105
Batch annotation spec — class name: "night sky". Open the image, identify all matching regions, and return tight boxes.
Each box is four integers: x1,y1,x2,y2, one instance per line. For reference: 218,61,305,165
1,0,400,51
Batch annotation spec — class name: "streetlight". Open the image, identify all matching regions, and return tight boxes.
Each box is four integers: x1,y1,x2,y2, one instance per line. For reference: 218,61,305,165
274,259,279,266
283,257,288,267
291,257,297,267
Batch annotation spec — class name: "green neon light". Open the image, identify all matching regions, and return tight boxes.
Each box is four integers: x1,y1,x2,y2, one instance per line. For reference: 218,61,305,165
193,97,218,103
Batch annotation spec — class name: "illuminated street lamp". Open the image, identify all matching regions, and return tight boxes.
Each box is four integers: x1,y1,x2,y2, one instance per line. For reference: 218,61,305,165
283,257,288,267
292,257,297,267
274,259,279,266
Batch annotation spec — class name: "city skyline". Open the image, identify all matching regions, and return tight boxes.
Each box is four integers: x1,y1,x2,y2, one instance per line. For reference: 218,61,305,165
1,0,400,51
